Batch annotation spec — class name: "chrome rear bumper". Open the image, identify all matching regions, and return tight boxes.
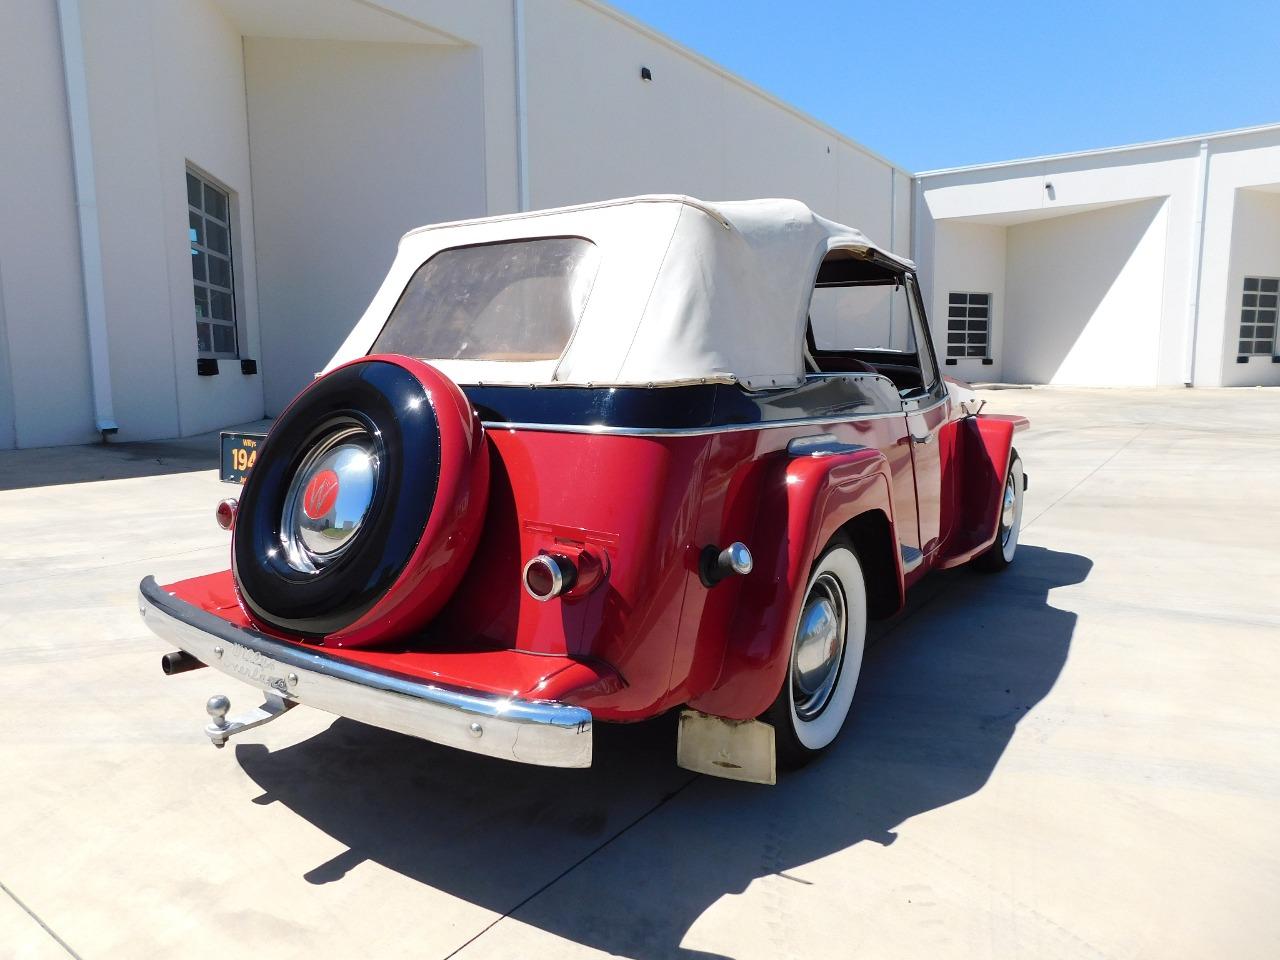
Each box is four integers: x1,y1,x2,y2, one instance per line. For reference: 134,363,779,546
137,576,592,767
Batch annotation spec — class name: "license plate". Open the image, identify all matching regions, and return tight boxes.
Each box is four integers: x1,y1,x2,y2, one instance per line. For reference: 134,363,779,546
220,432,267,484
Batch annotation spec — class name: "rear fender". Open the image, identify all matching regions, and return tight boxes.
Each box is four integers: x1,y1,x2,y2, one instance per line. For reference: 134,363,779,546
687,446,904,720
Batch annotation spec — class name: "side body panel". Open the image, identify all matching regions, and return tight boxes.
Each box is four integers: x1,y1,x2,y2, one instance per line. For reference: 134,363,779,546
167,408,918,724
906,395,956,563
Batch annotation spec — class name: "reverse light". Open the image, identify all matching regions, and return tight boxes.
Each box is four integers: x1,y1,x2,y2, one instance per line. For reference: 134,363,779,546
700,541,753,587
522,553,578,602
215,498,238,530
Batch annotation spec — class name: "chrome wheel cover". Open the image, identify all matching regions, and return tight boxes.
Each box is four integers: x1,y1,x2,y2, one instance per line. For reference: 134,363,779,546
790,571,848,721
280,425,380,573
1000,470,1018,547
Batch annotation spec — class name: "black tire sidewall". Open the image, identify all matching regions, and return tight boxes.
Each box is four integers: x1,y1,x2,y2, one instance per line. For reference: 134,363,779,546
233,360,441,637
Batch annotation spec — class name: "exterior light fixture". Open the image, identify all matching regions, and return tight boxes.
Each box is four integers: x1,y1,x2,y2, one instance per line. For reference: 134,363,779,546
523,553,579,601
215,498,238,530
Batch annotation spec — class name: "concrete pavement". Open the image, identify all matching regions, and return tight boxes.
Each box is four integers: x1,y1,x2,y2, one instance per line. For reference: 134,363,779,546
1,388,1277,959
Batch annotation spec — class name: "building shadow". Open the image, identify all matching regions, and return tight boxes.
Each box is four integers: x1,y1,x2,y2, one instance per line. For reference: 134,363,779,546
236,544,1089,959
0,419,270,492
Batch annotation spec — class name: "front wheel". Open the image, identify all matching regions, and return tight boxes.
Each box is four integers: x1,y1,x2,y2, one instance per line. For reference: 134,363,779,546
765,540,868,769
973,449,1024,573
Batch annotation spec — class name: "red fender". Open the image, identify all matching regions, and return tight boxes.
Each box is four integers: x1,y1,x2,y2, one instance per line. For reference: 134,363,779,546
687,446,905,720
332,356,490,646
936,413,1028,568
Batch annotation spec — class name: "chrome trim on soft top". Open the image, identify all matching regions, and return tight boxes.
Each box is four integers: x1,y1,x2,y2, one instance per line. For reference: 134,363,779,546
137,576,592,768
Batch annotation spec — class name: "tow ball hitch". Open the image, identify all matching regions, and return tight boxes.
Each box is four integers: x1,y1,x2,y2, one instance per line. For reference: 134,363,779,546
203,692,296,748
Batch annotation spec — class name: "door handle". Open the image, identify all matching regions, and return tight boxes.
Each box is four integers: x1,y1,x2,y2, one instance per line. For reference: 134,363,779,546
910,431,934,444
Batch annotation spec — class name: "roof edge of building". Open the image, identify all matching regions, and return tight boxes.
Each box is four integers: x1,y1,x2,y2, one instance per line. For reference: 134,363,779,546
915,120,1280,179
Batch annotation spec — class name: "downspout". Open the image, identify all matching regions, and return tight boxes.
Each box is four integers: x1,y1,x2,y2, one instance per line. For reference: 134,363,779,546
56,0,117,438
1182,140,1210,386
888,168,897,347
512,0,530,212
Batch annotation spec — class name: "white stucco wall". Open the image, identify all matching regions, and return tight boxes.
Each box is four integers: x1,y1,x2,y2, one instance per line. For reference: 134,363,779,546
0,0,92,448
1218,189,1280,387
525,0,907,254
23,1,1276,452
916,127,1280,388
76,0,266,441
244,37,488,414
918,152,1198,387
926,222,1006,380
1,0,914,448
1003,199,1169,386
1192,131,1280,387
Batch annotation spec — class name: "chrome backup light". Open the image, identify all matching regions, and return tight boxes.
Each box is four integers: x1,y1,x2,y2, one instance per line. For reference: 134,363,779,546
699,541,753,587
522,553,578,602
215,498,238,530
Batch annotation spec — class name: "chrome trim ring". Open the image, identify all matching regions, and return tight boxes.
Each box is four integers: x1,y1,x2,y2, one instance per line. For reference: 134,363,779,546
137,577,592,768
280,425,380,573
722,542,753,576
1000,469,1018,547
522,554,577,601
790,572,848,721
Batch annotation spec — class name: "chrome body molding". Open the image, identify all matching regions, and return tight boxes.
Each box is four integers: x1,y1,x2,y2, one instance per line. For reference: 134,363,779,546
481,408,909,438
899,545,924,574
786,435,869,457
137,576,592,768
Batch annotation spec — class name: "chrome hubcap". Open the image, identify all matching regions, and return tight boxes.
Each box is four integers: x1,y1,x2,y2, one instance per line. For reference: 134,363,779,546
791,572,847,721
1000,471,1017,546
280,425,380,573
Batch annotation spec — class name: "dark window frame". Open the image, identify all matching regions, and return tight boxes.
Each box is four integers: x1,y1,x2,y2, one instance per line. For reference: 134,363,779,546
1238,276,1278,358
187,167,239,360
945,292,991,360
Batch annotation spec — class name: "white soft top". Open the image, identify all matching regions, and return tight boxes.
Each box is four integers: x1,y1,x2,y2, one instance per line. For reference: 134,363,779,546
327,195,913,390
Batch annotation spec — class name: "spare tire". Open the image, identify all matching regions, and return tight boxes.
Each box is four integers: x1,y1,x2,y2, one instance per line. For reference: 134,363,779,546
232,355,489,647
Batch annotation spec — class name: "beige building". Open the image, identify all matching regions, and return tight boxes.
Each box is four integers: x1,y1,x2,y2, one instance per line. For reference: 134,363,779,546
2,1,1276,451
914,124,1280,389
0,0,910,449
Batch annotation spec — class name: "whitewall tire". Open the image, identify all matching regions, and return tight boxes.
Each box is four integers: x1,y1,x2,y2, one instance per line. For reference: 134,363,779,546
766,540,868,768
975,449,1024,572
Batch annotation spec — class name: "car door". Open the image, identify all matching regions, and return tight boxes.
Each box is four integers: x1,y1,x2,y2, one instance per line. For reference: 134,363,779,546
900,274,952,557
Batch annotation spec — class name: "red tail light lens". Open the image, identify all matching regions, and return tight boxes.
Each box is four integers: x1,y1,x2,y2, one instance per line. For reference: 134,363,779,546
522,554,578,601
215,498,238,530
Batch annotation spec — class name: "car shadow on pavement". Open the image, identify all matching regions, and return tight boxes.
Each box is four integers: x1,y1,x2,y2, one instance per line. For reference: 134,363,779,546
237,544,1090,959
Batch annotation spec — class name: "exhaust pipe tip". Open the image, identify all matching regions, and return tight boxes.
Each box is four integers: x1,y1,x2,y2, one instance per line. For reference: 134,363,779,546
161,651,206,676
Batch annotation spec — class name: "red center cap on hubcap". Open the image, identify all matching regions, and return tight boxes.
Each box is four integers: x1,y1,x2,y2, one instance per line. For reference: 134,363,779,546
302,469,340,519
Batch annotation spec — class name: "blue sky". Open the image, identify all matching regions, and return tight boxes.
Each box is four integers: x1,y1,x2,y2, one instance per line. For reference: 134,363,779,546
607,0,1280,172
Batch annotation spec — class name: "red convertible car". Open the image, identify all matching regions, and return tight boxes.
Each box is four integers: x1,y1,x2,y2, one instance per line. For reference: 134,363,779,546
140,196,1027,784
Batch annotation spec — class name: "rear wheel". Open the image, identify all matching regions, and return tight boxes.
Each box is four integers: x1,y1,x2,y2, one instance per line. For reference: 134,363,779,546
765,539,868,769
974,449,1024,573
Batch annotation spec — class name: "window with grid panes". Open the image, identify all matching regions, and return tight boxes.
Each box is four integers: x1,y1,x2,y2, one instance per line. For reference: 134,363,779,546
1239,277,1278,357
188,169,237,358
945,292,990,358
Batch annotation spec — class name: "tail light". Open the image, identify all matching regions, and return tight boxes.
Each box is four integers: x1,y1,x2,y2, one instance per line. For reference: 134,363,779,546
215,498,238,530
523,554,578,602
